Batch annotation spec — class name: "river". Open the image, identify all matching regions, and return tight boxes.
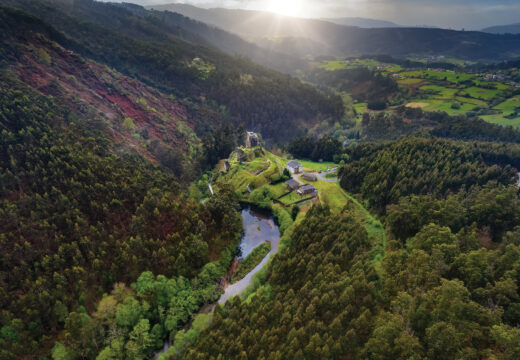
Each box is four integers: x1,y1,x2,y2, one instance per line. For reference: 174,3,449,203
218,206,280,303
154,205,281,358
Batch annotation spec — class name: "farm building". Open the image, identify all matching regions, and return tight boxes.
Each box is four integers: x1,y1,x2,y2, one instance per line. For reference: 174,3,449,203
302,173,317,181
297,184,317,197
286,179,300,191
287,160,303,174
246,132,259,148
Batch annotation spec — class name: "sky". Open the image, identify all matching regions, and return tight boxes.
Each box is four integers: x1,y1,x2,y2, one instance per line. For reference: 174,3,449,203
112,0,520,29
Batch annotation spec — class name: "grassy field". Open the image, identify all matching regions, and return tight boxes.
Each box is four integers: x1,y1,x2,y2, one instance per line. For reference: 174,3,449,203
319,59,400,72
455,96,487,106
419,85,458,99
317,56,518,128
460,87,501,100
296,159,337,172
320,60,350,70
479,114,520,127
278,191,313,205
244,158,269,173
270,182,291,199
398,78,424,86
494,97,520,115
400,70,476,83
477,97,520,127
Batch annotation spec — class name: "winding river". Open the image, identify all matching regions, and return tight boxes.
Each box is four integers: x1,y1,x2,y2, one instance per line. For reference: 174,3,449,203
154,205,281,358
219,206,280,303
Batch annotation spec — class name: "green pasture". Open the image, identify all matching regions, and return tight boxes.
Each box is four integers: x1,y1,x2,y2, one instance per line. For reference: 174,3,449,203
479,114,520,128
419,85,458,99
460,87,501,100
296,159,337,172
494,97,520,115
278,191,311,205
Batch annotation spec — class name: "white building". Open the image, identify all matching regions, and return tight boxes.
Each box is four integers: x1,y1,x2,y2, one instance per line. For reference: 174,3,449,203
287,160,303,174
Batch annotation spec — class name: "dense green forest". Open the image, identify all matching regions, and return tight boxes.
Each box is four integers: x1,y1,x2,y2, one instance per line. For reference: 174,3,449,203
180,136,520,359
339,136,518,212
0,73,243,358
0,0,343,143
286,136,343,162
182,204,520,359
2,1,520,359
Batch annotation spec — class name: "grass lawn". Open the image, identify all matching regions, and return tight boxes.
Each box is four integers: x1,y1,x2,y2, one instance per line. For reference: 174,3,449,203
320,59,398,71
479,114,520,128
478,97,520,127
320,60,350,70
408,98,477,115
278,191,312,205
494,97,520,115
244,158,269,173
460,87,501,100
428,101,475,115
474,81,511,91
419,85,458,99
270,182,291,199
296,159,337,172
386,65,402,72
400,70,475,84
398,78,424,86
455,96,487,106
422,70,475,83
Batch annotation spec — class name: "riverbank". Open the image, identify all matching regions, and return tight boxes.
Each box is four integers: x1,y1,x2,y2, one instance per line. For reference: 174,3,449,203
155,205,282,359
232,242,271,284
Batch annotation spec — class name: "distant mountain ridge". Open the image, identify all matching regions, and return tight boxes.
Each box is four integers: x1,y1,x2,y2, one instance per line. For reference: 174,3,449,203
149,3,520,61
483,23,520,34
323,17,400,28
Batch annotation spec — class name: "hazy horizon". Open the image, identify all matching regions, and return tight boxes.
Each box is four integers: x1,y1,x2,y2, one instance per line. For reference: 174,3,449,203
104,0,520,30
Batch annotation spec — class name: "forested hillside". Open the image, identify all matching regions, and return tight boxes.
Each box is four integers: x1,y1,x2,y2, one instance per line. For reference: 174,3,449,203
181,137,520,360
340,137,518,212
0,1,344,358
183,203,520,359
0,0,343,143
0,72,243,358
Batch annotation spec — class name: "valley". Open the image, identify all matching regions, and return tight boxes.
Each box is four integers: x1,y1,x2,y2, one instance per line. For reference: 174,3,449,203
1,1,520,359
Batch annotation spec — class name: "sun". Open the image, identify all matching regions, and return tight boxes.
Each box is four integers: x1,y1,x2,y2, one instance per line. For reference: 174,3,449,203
268,0,303,17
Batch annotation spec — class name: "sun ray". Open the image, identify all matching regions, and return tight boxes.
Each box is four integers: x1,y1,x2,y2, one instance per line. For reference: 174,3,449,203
268,0,303,17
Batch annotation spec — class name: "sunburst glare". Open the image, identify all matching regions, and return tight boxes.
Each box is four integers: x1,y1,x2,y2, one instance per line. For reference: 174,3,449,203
268,0,304,17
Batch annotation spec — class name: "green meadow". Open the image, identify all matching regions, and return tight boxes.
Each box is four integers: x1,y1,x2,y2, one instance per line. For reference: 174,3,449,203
317,57,518,127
